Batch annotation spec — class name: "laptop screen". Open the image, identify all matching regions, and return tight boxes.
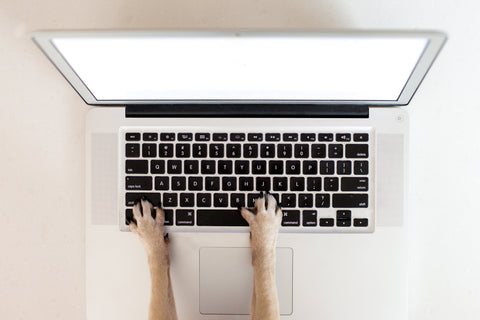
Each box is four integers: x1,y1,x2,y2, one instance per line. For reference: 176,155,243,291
33,31,446,105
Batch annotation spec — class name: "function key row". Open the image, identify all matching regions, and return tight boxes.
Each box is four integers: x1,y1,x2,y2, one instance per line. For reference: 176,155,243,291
125,132,369,142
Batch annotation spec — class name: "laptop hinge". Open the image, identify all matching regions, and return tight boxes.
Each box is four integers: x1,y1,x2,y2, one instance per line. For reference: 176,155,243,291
125,104,369,118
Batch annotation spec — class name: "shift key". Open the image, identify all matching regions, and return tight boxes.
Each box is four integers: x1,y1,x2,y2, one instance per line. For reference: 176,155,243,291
333,194,368,208
125,176,152,190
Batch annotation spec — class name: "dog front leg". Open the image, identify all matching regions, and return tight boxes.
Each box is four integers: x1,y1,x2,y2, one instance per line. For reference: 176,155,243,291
130,199,178,320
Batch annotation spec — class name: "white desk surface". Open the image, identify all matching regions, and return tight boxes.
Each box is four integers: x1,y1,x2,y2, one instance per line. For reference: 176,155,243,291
1,0,479,319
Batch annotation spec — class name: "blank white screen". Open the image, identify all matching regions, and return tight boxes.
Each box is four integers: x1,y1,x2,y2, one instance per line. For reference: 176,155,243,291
52,35,427,101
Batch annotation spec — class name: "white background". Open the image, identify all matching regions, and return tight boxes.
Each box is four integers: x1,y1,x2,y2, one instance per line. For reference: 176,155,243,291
0,0,479,319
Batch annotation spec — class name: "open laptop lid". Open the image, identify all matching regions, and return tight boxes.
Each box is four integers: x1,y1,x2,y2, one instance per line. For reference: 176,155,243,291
32,30,445,107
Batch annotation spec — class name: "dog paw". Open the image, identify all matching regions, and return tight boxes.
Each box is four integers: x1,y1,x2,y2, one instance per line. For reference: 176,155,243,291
130,198,170,264
241,193,282,263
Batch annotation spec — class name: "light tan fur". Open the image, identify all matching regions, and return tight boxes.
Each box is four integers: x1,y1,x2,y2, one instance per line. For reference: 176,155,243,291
130,193,281,320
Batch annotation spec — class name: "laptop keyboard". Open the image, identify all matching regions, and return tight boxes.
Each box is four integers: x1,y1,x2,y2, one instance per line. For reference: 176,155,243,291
120,127,374,233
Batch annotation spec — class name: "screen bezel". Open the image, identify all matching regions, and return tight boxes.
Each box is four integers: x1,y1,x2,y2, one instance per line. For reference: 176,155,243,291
31,30,446,106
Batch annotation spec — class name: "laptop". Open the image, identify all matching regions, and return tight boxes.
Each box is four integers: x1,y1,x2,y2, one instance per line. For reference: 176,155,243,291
32,30,445,319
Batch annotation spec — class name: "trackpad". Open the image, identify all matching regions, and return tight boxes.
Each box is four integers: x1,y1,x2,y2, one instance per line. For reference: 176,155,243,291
199,247,293,315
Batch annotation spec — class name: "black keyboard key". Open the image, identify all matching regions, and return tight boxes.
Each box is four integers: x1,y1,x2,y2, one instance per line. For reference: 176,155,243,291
337,161,352,175
160,133,175,141
125,192,160,207
306,177,322,191
247,193,259,207
230,133,246,141
260,144,275,158
126,160,148,174
239,177,254,191
209,144,224,158
176,209,194,225
158,144,174,157
301,133,316,141
218,160,233,174
341,177,369,191
354,161,369,175
286,161,301,174
269,161,283,174
315,194,330,208
184,160,199,174
226,144,241,158
160,132,175,141
125,209,134,225
273,177,288,191
197,193,212,207
336,133,351,142
277,144,292,158
197,209,248,226
324,177,339,191
205,177,220,191
213,133,228,141
328,144,343,158
213,193,229,207
243,144,258,158
222,177,237,191
163,193,178,207
320,218,334,227
281,210,300,226
248,133,263,141
195,133,210,141
295,144,309,158
320,161,335,175
126,132,140,141
354,218,369,227
252,160,267,174
311,144,326,158
143,132,158,141
298,193,313,208
176,144,190,158
266,133,281,141
337,219,351,227
167,160,182,174
126,176,152,190
192,144,208,157
256,177,271,192
290,177,305,191
179,193,195,207
154,176,169,190
353,133,369,142
283,133,298,141
303,161,317,175
336,210,352,219
318,133,333,141
235,161,250,174
281,193,296,208
178,133,193,141
151,160,165,174
163,209,174,225
142,144,157,157
201,160,216,174
332,194,368,208
346,144,369,158
230,193,245,208
303,210,317,226
188,177,203,191
171,176,186,190
126,143,140,157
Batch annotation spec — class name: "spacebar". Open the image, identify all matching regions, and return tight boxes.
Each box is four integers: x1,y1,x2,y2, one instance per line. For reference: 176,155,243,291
197,210,249,226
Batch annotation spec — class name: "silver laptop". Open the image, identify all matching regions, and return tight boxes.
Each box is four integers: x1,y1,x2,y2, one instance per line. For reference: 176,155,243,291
32,30,445,319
